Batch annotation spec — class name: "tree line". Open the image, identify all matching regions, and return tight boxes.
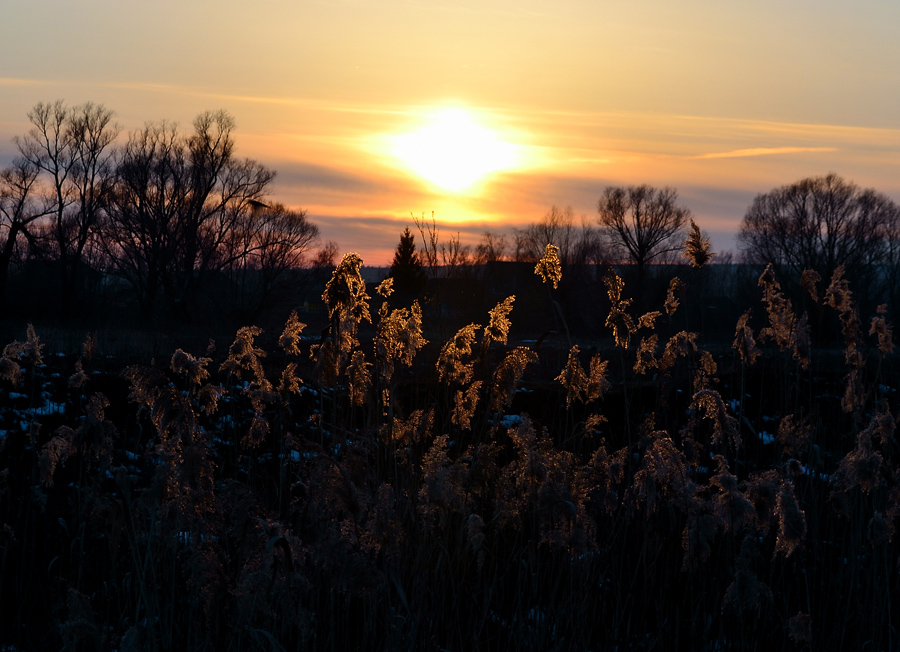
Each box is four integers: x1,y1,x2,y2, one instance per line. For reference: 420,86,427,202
389,176,900,320
0,101,320,323
4,100,900,327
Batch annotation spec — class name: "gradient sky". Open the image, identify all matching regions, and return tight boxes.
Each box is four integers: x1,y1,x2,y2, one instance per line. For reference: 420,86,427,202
2,0,899,264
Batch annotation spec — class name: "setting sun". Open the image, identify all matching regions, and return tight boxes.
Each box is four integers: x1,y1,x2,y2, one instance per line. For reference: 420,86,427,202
389,108,521,193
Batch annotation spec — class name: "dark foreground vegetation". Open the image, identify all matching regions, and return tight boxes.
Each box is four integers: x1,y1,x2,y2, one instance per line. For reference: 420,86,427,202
5,98,900,650
2,245,899,651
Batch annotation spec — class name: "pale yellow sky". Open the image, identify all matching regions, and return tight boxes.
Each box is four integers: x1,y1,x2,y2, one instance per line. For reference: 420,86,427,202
2,0,899,263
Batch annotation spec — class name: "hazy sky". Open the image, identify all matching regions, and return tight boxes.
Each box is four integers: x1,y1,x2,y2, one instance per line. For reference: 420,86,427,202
2,0,899,263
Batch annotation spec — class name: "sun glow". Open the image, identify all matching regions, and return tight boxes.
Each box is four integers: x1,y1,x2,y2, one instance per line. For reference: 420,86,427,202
390,108,521,193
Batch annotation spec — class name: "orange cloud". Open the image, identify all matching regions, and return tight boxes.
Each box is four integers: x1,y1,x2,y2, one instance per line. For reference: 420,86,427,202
692,147,837,160
0,77,42,86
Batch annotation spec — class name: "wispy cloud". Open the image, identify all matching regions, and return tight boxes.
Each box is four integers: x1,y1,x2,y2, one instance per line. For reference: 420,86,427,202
98,83,429,119
0,77,42,86
692,146,837,160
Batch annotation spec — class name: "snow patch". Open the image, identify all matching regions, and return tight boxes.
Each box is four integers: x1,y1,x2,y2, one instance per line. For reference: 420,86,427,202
757,430,775,445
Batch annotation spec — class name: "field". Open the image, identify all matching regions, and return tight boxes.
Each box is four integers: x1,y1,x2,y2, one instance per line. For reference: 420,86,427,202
1,256,899,651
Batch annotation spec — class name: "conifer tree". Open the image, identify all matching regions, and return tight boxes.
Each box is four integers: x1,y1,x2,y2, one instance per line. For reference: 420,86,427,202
389,227,427,299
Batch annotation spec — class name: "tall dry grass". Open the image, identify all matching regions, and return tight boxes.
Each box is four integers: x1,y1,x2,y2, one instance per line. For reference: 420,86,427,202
0,254,898,651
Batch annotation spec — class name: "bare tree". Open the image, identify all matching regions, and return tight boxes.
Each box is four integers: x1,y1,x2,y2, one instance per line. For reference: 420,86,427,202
738,175,897,301
515,205,577,264
15,101,119,317
102,112,280,321
312,240,339,269
883,211,900,312
570,219,608,268
225,202,320,317
0,159,45,307
412,212,440,280
102,120,183,320
440,232,473,278
513,206,609,302
597,185,690,293
474,231,508,265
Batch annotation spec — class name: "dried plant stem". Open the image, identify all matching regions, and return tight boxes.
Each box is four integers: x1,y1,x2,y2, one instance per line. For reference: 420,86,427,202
619,350,633,444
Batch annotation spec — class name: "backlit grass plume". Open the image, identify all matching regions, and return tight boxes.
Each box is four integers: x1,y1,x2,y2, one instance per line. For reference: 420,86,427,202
633,335,659,375
220,326,276,447
490,346,538,413
682,219,714,267
603,270,635,348
800,269,821,303
0,323,44,383
556,346,611,408
453,381,482,430
732,310,761,366
665,277,684,316
322,252,371,373
824,265,864,411
375,276,394,298
690,388,740,450
278,310,307,356
437,323,480,385
375,301,426,385
758,264,810,369
534,243,562,289
347,349,372,407
870,304,895,355
556,346,590,408
483,295,515,351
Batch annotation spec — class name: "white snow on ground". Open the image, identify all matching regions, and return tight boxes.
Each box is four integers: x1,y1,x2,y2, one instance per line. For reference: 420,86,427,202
800,464,831,482
26,401,66,416
500,414,524,428
757,430,775,445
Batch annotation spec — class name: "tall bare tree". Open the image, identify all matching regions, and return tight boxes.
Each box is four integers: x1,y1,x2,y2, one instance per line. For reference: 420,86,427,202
15,101,119,317
0,159,45,307
883,210,900,313
738,174,897,301
223,202,319,317
515,205,577,264
102,112,299,321
515,205,604,270
102,120,181,320
474,231,508,265
597,185,689,294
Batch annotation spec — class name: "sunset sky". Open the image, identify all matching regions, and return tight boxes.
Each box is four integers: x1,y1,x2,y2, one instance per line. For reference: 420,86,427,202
2,0,899,264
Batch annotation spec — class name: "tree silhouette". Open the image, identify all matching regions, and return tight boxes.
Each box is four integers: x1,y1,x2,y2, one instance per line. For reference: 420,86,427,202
597,185,689,297
738,174,897,305
223,202,320,319
0,159,43,309
2,102,324,323
102,112,279,322
474,231,508,265
515,205,578,264
15,101,119,318
389,227,426,300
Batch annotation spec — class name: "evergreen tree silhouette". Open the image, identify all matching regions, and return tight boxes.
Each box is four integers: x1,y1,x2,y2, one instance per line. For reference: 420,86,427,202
389,227,427,300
